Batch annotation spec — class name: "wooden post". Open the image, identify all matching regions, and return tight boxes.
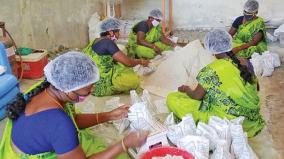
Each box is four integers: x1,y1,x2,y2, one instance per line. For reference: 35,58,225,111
162,0,166,34
115,3,121,18
162,0,173,36
168,0,173,33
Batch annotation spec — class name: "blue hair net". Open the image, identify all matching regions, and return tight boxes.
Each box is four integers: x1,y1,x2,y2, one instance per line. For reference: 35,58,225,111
244,0,259,13
100,18,121,33
44,51,100,93
204,29,232,54
149,9,163,20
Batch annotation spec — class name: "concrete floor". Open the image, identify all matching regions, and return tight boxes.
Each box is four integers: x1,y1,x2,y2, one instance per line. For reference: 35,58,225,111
0,37,284,159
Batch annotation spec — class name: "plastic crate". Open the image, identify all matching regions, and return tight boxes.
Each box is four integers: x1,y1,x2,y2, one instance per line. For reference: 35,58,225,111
15,50,48,79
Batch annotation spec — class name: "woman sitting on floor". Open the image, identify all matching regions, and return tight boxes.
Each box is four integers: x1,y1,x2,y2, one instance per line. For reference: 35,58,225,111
229,0,267,58
0,52,148,159
83,18,149,97
167,29,264,137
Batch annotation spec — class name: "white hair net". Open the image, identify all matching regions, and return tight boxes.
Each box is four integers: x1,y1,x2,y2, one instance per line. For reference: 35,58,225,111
44,51,100,93
204,29,232,54
149,9,163,20
244,0,259,13
100,18,121,33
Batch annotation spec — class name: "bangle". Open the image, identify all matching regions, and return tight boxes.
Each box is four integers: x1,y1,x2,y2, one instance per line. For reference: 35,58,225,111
121,138,127,152
96,113,99,124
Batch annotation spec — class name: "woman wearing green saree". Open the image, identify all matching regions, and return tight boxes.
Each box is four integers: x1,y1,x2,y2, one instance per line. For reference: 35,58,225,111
167,29,264,138
126,9,177,59
0,52,149,159
229,0,267,58
84,18,149,97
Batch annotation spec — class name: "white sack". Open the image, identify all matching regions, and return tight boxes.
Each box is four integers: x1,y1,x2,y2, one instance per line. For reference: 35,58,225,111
141,40,215,97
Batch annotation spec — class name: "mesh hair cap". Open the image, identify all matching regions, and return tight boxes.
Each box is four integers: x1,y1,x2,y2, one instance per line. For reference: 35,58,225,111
100,17,121,33
244,0,259,13
204,29,232,54
149,9,163,20
44,51,100,93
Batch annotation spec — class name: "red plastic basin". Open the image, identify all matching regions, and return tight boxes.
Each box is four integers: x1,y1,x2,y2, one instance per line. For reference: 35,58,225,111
141,146,194,159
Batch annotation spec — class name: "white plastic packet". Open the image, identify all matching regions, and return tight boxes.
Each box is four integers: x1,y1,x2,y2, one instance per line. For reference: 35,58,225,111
264,52,281,67
154,99,170,114
133,65,157,76
230,116,245,125
250,53,264,77
141,89,158,115
177,135,210,159
170,36,179,43
266,32,278,43
196,122,220,151
274,23,284,37
130,117,152,131
0,65,6,75
261,53,275,77
167,114,196,145
250,52,281,77
208,116,231,146
210,140,234,159
130,90,141,105
105,97,130,133
128,102,156,132
230,124,258,159
164,112,175,127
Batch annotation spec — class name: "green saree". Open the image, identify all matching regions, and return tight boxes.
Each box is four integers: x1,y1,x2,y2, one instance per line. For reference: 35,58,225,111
233,17,267,58
167,58,265,137
126,23,172,59
83,40,140,97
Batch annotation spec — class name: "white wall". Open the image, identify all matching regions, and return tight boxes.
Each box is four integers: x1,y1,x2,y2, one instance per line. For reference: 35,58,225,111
121,0,284,29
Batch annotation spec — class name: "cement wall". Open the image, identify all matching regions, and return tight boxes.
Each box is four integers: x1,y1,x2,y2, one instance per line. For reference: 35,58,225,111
0,0,101,50
1,0,284,49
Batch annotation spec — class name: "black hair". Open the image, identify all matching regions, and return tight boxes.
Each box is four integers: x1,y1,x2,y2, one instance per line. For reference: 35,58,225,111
6,79,50,120
100,29,120,37
100,31,109,37
226,51,254,84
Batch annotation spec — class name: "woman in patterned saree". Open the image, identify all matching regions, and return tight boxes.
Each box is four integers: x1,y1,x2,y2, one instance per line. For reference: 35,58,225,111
166,29,264,137
229,0,267,58
83,18,149,97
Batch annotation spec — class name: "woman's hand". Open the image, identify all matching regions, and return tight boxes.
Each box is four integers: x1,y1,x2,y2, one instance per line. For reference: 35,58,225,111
172,42,178,48
123,130,150,148
232,47,242,54
108,105,129,121
178,85,190,93
153,45,162,55
140,59,150,67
